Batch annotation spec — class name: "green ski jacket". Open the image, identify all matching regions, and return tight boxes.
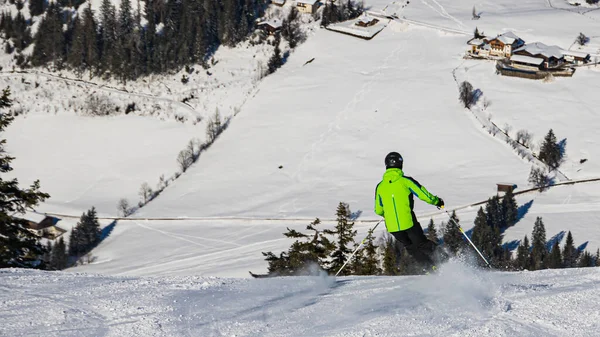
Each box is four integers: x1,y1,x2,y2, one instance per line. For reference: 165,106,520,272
374,168,440,232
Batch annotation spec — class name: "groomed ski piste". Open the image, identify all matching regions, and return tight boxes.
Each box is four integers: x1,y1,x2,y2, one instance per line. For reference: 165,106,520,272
3,0,600,335
3,261,600,336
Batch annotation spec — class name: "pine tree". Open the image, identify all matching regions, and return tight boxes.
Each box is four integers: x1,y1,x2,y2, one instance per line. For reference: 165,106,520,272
595,249,600,267
42,241,53,269
548,241,562,269
382,236,398,275
0,87,50,268
29,0,45,17
578,251,594,268
361,228,380,275
82,207,101,249
530,217,547,270
267,36,283,75
349,242,364,275
538,129,562,169
100,0,118,74
255,218,334,277
31,3,65,66
471,207,494,263
516,235,531,270
442,211,464,255
486,196,505,229
50,237,68,270
282,7,303,49
502,189,518,229
398,247,417,275
426,219,439,244
326,202,357,275
562,231,577,268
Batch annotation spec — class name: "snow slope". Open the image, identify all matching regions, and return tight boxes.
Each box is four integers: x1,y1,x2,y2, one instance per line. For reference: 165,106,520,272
4,0,600,278
3,262,600,336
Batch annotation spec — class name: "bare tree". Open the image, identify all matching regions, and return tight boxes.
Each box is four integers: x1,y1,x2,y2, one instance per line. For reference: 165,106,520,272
459,81,476,108
177,149,193,173
117,198,131,217
516,129,533,147
206,108,223,144
139,182,153,205
503,123,512,135
483,97,491,110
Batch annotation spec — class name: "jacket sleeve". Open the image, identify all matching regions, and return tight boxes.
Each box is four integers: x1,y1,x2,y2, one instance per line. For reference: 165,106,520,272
405,177,440,206
374,183,384,216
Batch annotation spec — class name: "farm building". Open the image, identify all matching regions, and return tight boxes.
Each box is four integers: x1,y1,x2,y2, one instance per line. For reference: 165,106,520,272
497,183,517,195
296,0,318,14
356,16,379,27
18,212,65,240
486,32,525,58
271,0,286,6
258,19,283,35
561,50,591,65
513,42,566,69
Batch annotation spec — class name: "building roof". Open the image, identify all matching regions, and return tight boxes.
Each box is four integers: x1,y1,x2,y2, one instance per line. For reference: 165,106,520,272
20,211,46,224
561,49,590,59
514,42,563,59
272,0,286,4
494,31,522,45
296,0,318,5
357,16,377,25
258,19,282,29
510,54,545,66
467,38,486,46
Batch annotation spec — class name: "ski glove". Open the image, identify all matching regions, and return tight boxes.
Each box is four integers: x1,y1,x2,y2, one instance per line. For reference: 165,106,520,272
436,198,445,208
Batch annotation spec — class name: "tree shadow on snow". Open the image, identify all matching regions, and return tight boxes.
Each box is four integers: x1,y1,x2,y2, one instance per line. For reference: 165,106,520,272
559,138,568,158
578,241,589,252
546,231,566,251
517,200,534,223
503,239,520,252
350,210,362,221
100,220,118,241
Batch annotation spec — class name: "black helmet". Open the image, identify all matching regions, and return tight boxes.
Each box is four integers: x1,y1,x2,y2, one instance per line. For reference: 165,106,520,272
385,152,403,169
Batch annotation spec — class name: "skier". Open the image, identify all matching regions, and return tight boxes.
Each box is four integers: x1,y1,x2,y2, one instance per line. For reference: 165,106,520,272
374,152,445,272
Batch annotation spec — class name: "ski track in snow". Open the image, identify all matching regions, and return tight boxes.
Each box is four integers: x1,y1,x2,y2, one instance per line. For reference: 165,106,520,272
2,262,600,336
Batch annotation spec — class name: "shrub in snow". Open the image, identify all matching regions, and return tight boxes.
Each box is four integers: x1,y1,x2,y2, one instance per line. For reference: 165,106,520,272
458,81,476,109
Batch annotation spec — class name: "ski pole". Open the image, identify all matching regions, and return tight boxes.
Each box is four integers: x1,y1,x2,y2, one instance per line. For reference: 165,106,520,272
335,219,383,277
441,208,492,268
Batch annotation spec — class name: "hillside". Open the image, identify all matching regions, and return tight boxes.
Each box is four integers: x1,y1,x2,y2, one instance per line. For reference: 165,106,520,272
1,0,599,279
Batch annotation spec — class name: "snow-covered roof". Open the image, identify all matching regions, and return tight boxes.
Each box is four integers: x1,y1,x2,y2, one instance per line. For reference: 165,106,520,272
258,19,282,29
19,211,46,224
494,31,522,45
468,38,486,46
561,49,590,59
357,16,378,24
510,54,545,66
514,42,564,59
296,0,318,5
272,0,286,4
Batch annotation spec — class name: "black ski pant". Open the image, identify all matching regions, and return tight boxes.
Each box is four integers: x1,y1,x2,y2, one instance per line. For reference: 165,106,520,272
391,223,437,268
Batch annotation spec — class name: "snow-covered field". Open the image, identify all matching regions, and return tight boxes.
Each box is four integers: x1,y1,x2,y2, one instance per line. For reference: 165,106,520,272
3,262,600,336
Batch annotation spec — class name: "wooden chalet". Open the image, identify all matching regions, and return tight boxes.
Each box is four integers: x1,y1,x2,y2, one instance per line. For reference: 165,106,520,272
485,32,525,58
19,212,65,240
258,19,282,35
513,42,566,69
497,183,517,195
355,16,379,27
561,50,591,65
296,0,318,14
